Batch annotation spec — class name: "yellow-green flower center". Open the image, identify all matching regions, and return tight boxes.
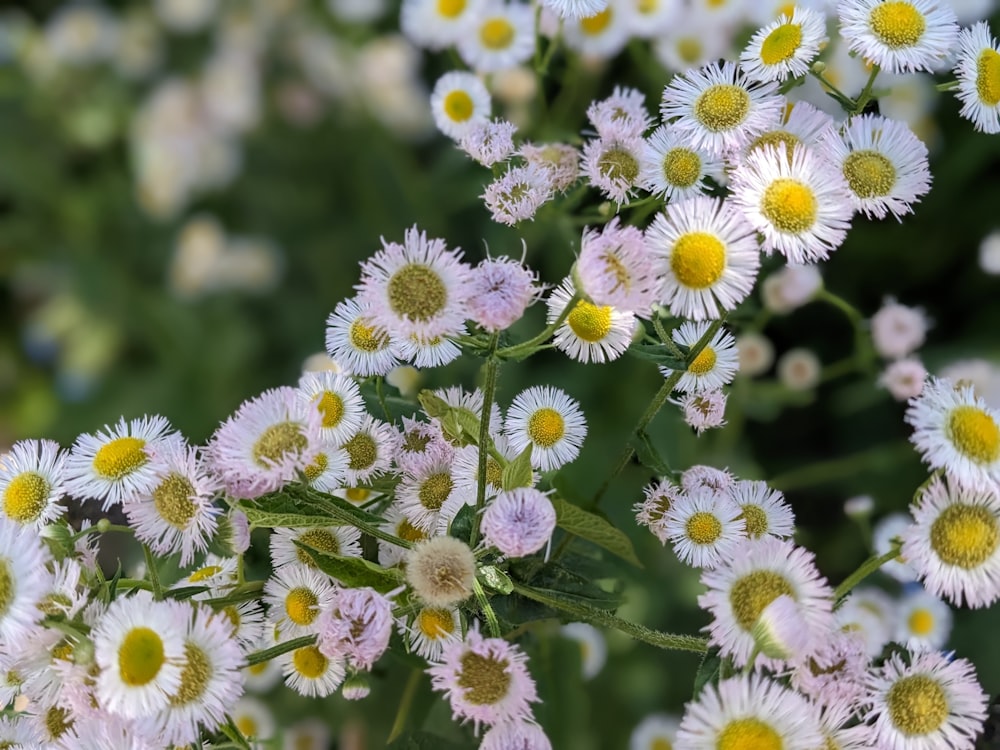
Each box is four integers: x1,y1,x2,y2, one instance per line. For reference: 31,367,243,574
580,9,612,35
886,675,948,735
118,627,166,687
317,391,345,429
437,0,465,18
292,645,328,679
418,607,456,638
651,739,673,750
349,318,390,353
397,517,429,544
528,408,566,448
717,718,782,750
598,147,639,184
443,90,474,123
686,511,723,544
43,705,73,740
343,432,378,471
869,1,925,49
388,264,448,323
694,84,751,132
760,22,803,65
729,570,795,630
93,436,148,480
671,231,726,289
296,528,340,565
480,17,515,50
740,505,769,538
930,503,999,569
661,148,702,188
843,150,897,199
567,301,613,343
749,130,800,162
761,178,817,233
171,642,211,706
947,405,1000,464
677,38,702,64
285,587,319,626
253,422,307,467
418,473,453,512
0,559,14,619
486,458,503,487
189,564,223,583
458,652,511,705
3,471,50,524
976,49,1000,106
153,473,197,529
303,452,328,483
688,346,717,376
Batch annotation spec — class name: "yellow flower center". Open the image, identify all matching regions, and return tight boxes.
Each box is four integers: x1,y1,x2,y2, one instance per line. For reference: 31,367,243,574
343,432,378,471
285,587,319,626
303,452,328,483
693,84,751,132
661,148,702,188
349,318,390,352
418,607,457,639
118,627,166,687
292,645,328,679
43,705,73,740
388,264,448,323
480,17,515,50
580,9,613,35
443,90,474,123
296,528,340,566
528,408,566,448
437,0,465,18
717,718,783,750
749,130,800,162
637,0,659,13
908,608,935,636
345,487,371,503
486,458,503,487
458,652,511,705
761,178,817,234
729,570,795,630
597,147,639,184
397,517,429,544
886,675,948,735
760,22,803,65
976,49,1000,106
930,503,999,569
869,1,925,49
740,505,769,537
152,472,197,529
677,37,702,64
0,559,14,619
419,472,454,511
947,405,1000,464
843,150,897,199
671,231,726,289
3,471,50,524
686,511,723,544
317,392,345,429
688,346,717,376
253,422,307,467
236,715,259,738
188,564,222,583
567,301,613,342
93,436,147,480
171,642,211,706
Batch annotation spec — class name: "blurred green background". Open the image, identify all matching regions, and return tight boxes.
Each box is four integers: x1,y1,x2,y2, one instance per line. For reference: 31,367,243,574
3,1,1000,747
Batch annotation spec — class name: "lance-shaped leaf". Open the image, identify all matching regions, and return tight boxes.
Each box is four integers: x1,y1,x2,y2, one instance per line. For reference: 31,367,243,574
550,496,642,568
294,541,403,593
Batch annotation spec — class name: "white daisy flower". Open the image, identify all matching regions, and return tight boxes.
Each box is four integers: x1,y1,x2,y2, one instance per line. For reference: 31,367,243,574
0,439,67,528
0,517,53,643
300,439,350,493
270,525,363,570
231,695,276,744
262,563,338,638
541,0,608,20
905,378,1000,490
482,163,555,226
838,0,959,74
378,505,431,568
625,0,681,38
560,622,606,679
340,414,399,485
777,347,821,391
659,321,740,394
562,3,633,59
736,332,775,377
92,591,186,718
954,21,1000,134
504,385,588,472
634,478,683,542
481,487,558,558
740,7,828,82
871,297,930,360
581,127,645,204
586,86,653,139
64,415,182,509
687,0,747,25
664,490,746,569
325,296,400,377
678,388,729,434
400,605,462,662
903,475,1000,609
357,224,473,342
896,589,952,652
760,263,823,314
823,113,932,220
0,716,45,748
680,465,734,495
297,370,365,445
736,100,839,163
646,195,761,322
881,358,928,401
520,141,581,192
838,586,898,657
480,720,553,750
675,672,824,750
873,511,920,583
639,125,723,201
630,713,681,750
863,650,987,750
729,479,795,539
790,629,870,710
279,642,346,697
654,15,733,75
730,144,854,264
698,536,835,668
458,3,535,73
429,70,492,140
282,718,332,750
546,279,636,364
660,60,784,157
459,118,518,167
394,332,463,369
397,451,467,533
400,0,486,51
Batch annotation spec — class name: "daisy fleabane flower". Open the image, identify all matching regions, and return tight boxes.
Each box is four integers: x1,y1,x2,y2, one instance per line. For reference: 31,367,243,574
467,255,541,332
663,489,745,569
838,0,959,74
357,224,473,342
458,3,536,73
576,218,661,316
902,474,1000,608
270,525,363,572
0,516,53,643
547,278,636,364
674,673,824,750
297,370,365,445
483,163,554,226
862,650,987,750
520,142,580,192
504,385,588,471
905,377,1000,490
400,605,462,661
582,127,645,205
660,60,784,157
880,357,927,401
0,438,67,528
318,587,394,671
728,479,795,539
541,0,608,20
430,71,492,140
681,465,734,495
659,321,739,394
871,297,929,359
279,641,346,698
587,86,652,139
428,624,539,731
954,21,1000,134
740,7,828,83
325,296,400,377
340,414,398,485
639,125,723,201
400,0,486,50
634,478,683,542
459,118,517,167
730,143,854,264
790,629,870,709
678,389,728,434
263,563,338,638
481,487,557,558
896,589,953,652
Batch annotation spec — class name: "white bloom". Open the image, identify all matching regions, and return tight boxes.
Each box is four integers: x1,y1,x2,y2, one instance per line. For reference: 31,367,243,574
659,321,740,394
740,7,828,83
504,386,588,471
430,71,492,139
838,0,959,74
954,21,1000,134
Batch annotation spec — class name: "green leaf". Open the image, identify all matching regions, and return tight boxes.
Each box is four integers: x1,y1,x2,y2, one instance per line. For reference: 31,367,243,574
417,389,482,444
630,430,670,474
501,444,534,490
693,646,723,698
295,542,403,593
627,343,687,369
448,502,476,542
239,508,337,529
417,390,450,419
550,496,643,568
479,565,514,595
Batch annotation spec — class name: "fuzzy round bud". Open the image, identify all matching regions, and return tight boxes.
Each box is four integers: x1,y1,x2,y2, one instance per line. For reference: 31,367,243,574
761,265,822,314
777,348,821,391
467,256,540,332
844,495,875,519
736,332,774,377
405,536,476,607
481,488,557,558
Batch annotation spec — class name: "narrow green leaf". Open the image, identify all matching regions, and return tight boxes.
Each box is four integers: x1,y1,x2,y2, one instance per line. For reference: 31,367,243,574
501,444,534,490
630,430,670,474
239,508,335,529
417,390,450,418
550,496,643,568
627,343,688,369
295,541,403,593
693,646,723,698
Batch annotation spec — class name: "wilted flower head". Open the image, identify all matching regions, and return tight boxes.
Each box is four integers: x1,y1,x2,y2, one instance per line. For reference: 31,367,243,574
481,488,557,558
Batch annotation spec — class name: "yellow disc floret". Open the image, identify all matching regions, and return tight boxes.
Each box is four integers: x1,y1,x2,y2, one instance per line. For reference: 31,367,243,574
930,503,999,569
661,148,702,188
886,675,948,735
285,587,319,626
292,645,328,679
976,49,1000,106
349,318,390,353
869,1,925,49
729,570,795,630
118,627,166,687
760,22,803,65
908,608,935,636
528,408,566,448
480,17,515,50
388,264,448,322
580,9,612,35
694,84,751,132
686,511,723,544
947,405,1000,464
437,0,465,18
688,346,718,376
418,607,457,639
567,301,613,343
671,232,726,289
253,422,307,467
93,437,147,480
717,718,782,750
3,471,50,524
443,90,474,123
152,473,197,529
843,150,897,199
761,178,817,234
458,652,511,705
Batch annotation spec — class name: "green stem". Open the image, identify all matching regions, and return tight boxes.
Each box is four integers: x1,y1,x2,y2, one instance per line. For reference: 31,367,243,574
470,336,501,548
203,580,266,608
294,486,414,549
245,635,317,666
111,578,154,592
474,579,501,637
809,69,855,109
512,583,708,653
143,544,162,601
834,544,902,604
852,64,881,115
388,668,423,744
497,291,582,360
375,376,392,420
935,80,960,92
816,289,875,373
71,522,132,541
